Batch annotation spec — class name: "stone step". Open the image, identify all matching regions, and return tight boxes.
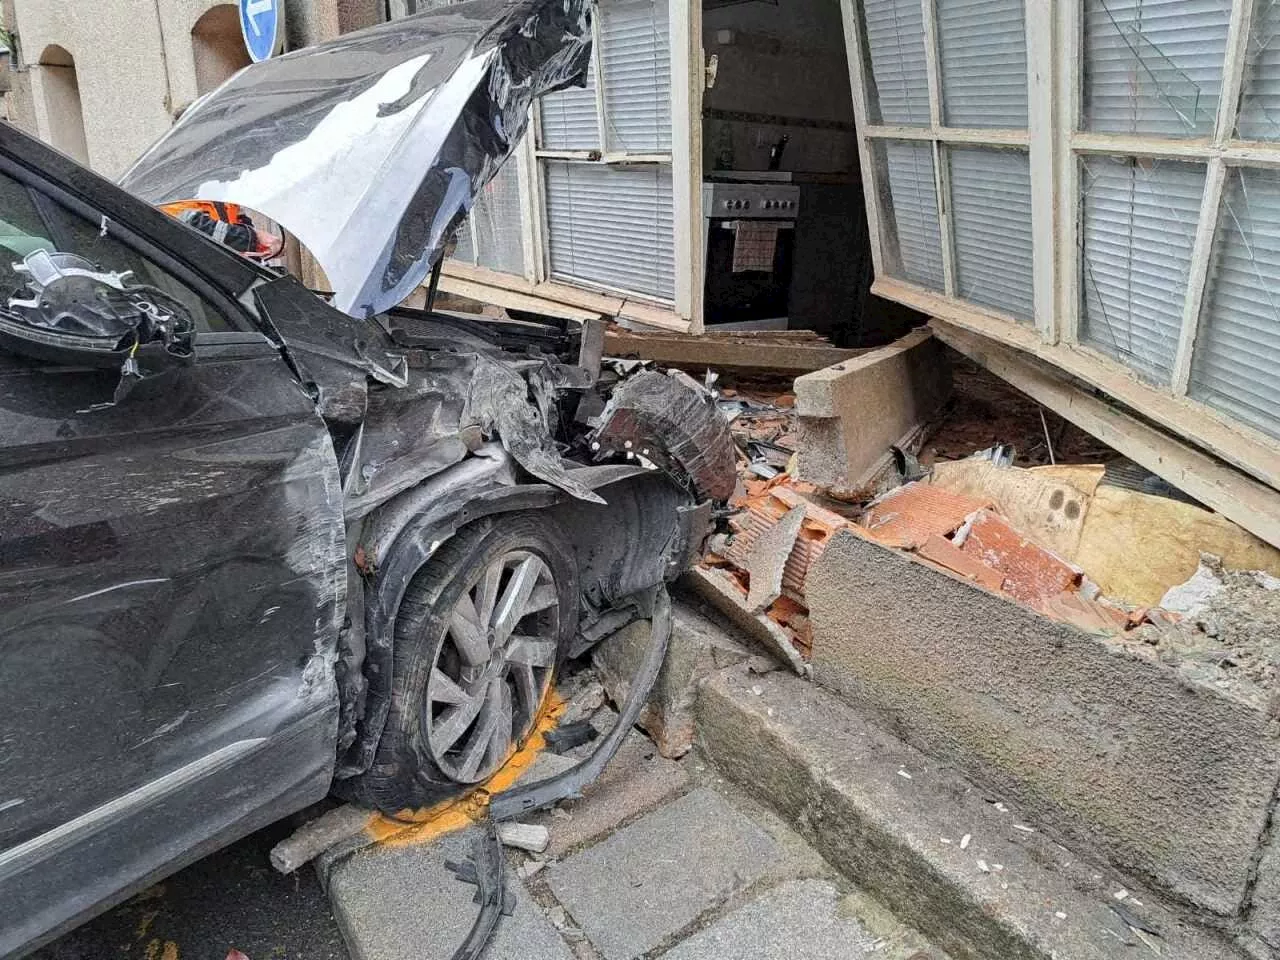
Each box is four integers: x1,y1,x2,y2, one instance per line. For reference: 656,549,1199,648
697,665,1252,960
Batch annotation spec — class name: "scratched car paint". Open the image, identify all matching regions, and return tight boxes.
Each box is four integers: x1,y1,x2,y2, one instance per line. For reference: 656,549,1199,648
0,2,734,956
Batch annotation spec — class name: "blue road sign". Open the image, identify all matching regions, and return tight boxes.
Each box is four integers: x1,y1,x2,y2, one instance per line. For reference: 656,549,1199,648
239,0,281,63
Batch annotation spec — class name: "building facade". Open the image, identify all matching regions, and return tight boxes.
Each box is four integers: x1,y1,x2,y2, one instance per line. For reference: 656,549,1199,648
2,0,379,178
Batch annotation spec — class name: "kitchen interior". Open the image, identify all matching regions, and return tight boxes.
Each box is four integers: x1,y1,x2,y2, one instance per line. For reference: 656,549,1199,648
700,0,918,345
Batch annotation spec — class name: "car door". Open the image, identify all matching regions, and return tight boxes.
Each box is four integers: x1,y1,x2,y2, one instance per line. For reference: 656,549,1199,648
0,147,347,956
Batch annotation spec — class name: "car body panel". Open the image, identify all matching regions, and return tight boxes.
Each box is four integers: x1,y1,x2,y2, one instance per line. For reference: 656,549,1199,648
120,0,592,319
0,152,346,960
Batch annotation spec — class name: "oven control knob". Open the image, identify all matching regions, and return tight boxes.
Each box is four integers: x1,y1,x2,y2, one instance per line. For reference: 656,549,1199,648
743,199,751,209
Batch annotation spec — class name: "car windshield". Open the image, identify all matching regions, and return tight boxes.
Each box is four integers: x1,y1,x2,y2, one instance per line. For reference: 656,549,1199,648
0,169,229,338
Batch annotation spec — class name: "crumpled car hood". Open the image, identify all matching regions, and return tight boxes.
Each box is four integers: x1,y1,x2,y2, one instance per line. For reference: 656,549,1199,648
119,0,591,319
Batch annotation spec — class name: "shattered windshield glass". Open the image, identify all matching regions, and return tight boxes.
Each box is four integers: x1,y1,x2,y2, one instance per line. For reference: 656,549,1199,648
120,0,591,319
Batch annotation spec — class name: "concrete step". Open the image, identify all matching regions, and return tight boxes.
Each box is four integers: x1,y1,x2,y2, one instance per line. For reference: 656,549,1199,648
696,664,1254,960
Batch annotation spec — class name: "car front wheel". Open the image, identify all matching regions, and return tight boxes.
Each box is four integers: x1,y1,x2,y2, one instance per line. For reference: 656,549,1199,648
349,512,577,813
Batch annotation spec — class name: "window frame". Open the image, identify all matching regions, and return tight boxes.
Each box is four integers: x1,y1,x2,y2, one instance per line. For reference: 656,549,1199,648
530,0,687,309
445,0,700,327
841,0,1280,492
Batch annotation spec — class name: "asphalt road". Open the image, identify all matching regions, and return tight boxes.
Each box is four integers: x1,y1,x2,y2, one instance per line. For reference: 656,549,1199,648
31,820,349,960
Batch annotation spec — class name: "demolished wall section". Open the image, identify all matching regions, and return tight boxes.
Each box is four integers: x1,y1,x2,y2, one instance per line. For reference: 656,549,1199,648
806,527,1280,920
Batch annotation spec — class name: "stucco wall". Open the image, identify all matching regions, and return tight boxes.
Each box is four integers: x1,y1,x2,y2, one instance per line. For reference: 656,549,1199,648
8,0,346,178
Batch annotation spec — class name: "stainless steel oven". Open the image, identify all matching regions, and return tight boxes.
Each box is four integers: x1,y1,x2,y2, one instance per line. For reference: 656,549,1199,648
701,179,800,329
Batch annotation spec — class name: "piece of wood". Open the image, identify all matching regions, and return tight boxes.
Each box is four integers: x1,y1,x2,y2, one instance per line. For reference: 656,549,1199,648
497,822,551,853
443,261,691,332
269,804,372,874
437,275,602,323
838,0,884,277
876,280,1280,494
932,321,1280,550
603,327,862,373
859,124,1030,147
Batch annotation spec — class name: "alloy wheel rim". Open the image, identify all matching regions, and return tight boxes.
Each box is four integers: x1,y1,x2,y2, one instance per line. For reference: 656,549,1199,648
423,550,559,783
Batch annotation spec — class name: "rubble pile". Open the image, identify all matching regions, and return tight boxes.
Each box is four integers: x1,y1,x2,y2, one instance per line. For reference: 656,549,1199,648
697,363,1280,678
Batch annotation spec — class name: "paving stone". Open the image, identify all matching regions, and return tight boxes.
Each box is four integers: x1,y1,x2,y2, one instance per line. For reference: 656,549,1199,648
546,787,781,960
530,728,689,859
661,879,880,960
328,827,572,960
698,666,1244,960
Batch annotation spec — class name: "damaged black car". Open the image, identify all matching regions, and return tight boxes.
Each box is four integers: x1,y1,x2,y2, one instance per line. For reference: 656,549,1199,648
0,1,733,956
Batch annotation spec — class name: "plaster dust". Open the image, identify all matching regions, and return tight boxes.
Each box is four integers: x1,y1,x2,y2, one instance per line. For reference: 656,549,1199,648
1129,556,1280,703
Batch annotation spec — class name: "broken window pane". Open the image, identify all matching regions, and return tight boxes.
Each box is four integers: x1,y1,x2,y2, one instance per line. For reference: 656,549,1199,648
1191,166,1280,440
1080,155,1206,384
540,59,599,150
1082,0,1230,137
450,224,476,264
472,155,526,277
876,140,944,291
949,147,1034,321
602,0,672,153
1237,0,1280,140
860,0,931,126
544,161,675,300
937,0,1028,128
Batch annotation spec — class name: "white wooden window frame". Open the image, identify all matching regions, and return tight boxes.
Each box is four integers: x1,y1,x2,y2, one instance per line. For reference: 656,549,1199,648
523,0,701,321
445,0,701,331
840,0,1280,494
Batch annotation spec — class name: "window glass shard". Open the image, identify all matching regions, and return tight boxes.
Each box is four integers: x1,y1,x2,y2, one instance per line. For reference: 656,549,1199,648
1080,155,1206,384
1238,0,1280,140
1082,0,1230,137
1192,166,1280,439
937,0,1028,128
949,147,1034,321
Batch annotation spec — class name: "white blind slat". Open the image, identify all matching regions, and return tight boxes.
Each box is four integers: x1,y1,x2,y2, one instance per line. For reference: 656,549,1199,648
1238,0,1280,139
1083,0,1230,137
861,0,930,126
880,141,944,291
949,147,1034,321
540,61,599,150
1080,156,1205,384
544,161,675,301
601,0,672,152
937,0,1028,128
1191,166,1280,439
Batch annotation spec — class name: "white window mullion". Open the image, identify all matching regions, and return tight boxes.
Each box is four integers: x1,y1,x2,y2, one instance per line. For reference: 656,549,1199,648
920,0,954,295
1172,158,1228,395
839,0,885,276
669,0,698,324
590,14,609,152
932,139,956,296
1057,0,1082,344
1026,0,1057,343
1171,0,1252,394
1216,0,1254,144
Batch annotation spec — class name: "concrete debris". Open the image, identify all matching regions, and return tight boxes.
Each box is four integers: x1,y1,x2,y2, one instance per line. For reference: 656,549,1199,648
560,680,607,726
268,803,372,875
744,503,806,613
498,823,550,854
